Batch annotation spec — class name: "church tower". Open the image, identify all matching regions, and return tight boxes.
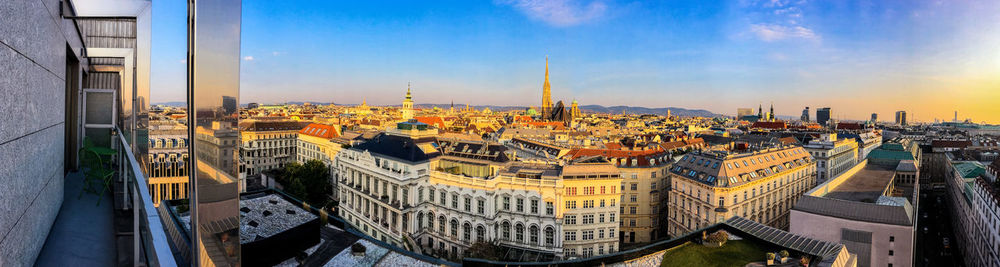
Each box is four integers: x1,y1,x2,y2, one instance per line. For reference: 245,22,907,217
541,56,552,119
570,99,581,118
402,82,414,120
769,102,775,121
758,103,763,119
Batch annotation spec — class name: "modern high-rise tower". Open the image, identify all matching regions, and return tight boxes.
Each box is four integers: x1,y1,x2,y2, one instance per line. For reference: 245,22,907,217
817,107,831,126
871,113,878,123
801,107,810,122
895,111,907,126
541,57,553,119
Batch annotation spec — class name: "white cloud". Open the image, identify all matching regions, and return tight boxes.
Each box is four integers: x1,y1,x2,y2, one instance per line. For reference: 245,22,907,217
497,0,608,27
271,51,284,56
762,0,790,8
750,23,818,42
179,59,186,64
243,56,254,61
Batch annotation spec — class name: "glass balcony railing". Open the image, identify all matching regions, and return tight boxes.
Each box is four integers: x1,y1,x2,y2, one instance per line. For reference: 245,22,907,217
114,127,179,266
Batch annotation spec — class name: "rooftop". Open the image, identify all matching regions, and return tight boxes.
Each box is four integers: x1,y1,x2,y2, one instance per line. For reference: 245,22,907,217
794,161,914,226
953,161,986,179
659,240,767,267
351,133,441,163
239,194,317,244
823,164,896,202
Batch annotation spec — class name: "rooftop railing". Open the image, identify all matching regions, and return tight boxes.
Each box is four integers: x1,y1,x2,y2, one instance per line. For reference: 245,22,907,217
116,127,179,266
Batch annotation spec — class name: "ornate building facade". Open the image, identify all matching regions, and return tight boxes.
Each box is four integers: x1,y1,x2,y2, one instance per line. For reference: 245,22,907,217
335,121,623,260
667,145,817,237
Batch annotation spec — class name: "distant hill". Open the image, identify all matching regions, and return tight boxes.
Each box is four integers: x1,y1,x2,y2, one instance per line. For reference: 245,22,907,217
152,101,186,107
154,101,721,117
415,104,720,117
578,105,719,117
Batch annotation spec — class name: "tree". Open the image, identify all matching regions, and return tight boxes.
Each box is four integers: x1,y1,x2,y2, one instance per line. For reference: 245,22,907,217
276,160,332,207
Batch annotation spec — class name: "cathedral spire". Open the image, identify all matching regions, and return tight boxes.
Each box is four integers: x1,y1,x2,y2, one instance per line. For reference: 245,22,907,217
541,56,552,119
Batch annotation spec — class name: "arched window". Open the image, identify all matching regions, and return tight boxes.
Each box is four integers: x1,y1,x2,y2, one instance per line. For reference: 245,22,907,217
416,212,424,229
476,225,486,242
438,216,446,233
450,219,459,237
427,212,435,230
463,222,472,241
544,226,555,246
529,225,539,245
515,223,525,243
501,221,511,240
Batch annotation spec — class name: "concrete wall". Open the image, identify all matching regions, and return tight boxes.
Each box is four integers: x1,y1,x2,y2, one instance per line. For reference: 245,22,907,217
790,210,913,267
0,0,85,265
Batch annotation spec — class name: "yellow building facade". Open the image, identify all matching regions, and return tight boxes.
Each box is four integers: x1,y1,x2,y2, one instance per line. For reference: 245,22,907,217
667,145,816,237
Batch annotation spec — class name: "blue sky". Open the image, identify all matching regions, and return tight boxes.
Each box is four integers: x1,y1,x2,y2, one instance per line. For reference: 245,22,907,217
151,0,1000,122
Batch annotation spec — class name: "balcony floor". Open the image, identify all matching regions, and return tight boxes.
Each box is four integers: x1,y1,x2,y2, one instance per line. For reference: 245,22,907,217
35,171,116,266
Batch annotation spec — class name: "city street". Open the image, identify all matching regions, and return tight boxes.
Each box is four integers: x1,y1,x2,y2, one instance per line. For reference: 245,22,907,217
915,188,963,267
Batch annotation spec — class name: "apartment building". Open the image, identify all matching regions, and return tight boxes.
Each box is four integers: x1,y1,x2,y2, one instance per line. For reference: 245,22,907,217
560,162,622,258
148,126,189,206
840,131,883,162
296,123,343,166
565,148,672,244
238,120,310,179
667,145,816,237
946,161,1000,267
804,133,859,182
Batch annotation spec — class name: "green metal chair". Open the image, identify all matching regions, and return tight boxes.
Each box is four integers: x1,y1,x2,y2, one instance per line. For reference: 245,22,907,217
79,137,117,206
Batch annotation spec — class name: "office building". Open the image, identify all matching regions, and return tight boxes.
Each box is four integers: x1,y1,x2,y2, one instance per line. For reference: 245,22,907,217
803,133,859,182
816,107,832,126
895,111,907,126
790,159,919,267
871,113,878,123
666,145,817,237
801,107,810,122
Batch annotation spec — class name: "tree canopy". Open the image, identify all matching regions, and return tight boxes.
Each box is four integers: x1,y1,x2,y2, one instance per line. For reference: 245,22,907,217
275,160,332,207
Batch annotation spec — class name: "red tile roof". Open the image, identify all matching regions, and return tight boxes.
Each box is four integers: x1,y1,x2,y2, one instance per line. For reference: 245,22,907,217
415,116,447,129
299,123,339,139
751,121,787,129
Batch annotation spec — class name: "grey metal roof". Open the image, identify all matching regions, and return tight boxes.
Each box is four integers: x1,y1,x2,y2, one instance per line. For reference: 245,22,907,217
725,216,846,262
793,195,914,226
